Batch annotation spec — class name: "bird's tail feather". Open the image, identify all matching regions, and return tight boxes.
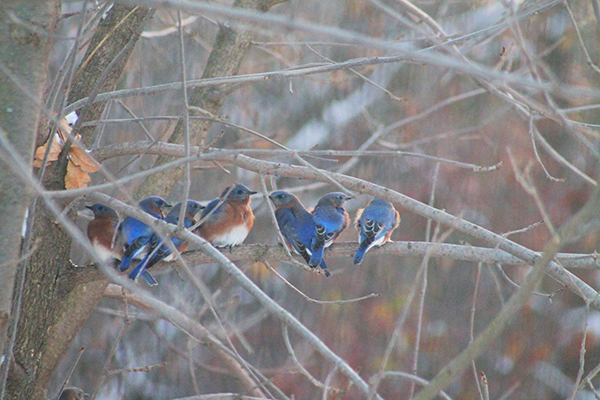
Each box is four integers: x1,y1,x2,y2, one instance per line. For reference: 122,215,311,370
309,246,324,268
354,247,367,264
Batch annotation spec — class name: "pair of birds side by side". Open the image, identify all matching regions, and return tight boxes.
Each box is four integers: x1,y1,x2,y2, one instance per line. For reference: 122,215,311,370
269,191,350,277
86,184,256,286
269,191,400,277
87,196,177,286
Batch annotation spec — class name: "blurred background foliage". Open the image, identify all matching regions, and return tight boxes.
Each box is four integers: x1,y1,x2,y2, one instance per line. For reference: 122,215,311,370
50,0,600,398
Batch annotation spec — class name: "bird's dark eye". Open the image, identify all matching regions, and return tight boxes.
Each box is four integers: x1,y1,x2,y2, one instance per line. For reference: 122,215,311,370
237,189,243,195
278,194,283,199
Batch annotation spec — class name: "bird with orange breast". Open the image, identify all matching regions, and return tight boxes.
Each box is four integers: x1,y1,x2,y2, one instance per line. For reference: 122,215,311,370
86,203,123,265
194,184,256,247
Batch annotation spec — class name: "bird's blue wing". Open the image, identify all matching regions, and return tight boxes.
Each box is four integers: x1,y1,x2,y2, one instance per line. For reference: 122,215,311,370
119,217,153,271
311,206,344,250
200,198,221,220
354,201,396,264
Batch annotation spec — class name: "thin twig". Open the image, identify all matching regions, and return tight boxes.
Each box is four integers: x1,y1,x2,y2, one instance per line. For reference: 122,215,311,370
569,301,591,400
506,147,557,235
55,347,86,400
90,318,132,400
480,371,489,400
528,112,564,182
177,10,192,229
563,0,600,75
409,162,439,400
106,361,167,376
264,261,380,305
470,263,484,400
369,224,452,400
282,324,339,394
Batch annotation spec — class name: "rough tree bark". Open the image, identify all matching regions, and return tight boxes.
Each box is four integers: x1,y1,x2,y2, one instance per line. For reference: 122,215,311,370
0,1,61,399
4,5,153,400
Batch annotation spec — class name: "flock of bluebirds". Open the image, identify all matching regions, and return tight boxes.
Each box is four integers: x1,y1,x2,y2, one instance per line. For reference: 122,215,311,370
86,184,400,285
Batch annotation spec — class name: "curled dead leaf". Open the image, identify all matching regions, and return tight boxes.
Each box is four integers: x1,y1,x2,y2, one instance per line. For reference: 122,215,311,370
33,115,101,188
65,161,92,190
33,137,62,168
69,144,100,173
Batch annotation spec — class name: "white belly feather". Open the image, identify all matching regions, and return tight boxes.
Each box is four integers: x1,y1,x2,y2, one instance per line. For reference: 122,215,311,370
92,240,119,262
212,224,250,247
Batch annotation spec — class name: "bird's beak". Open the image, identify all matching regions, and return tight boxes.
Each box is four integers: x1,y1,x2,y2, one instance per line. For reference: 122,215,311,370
85,205,93,210
249,190,258,195
344,195,353,201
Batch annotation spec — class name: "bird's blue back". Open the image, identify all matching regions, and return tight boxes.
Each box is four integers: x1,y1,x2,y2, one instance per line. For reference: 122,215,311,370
119,196,169,286
199,184,254,222
120,217,151,247
270,191,329,276
360,198,396,238
354,198,399,264
200,197,223,220
129,200,202,285
312,205,347,235
275,205,317,256
309,193,350,268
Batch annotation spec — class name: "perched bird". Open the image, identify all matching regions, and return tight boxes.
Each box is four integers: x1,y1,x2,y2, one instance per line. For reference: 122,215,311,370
309,192,351,269
269,191,330,277
86,203,122,265
129,200,204,282
194,184,256,247
57,387,88,400
354,197,400,264
119,196,170,286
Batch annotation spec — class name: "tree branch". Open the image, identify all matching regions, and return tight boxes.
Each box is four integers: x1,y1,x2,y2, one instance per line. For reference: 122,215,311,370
67,241,600,287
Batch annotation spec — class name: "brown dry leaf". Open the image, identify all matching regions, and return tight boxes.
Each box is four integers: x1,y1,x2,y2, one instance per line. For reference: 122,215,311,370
65,161,92,190
60,115,101,173
33,136,62,168
56,117,71,140
33,115,70,168
34,116,101,188
69,144,101,173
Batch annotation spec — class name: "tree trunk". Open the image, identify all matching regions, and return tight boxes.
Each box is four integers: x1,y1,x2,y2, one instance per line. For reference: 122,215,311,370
4,5,152,399
0,1,61,399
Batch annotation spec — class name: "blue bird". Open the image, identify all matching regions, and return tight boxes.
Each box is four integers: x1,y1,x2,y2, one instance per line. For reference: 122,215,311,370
309,192,351,269
86,203,123,265
354,197,400,264
269,191,331,277
195,184,256,247
129,200,204,283
119,196,170,286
